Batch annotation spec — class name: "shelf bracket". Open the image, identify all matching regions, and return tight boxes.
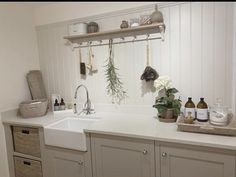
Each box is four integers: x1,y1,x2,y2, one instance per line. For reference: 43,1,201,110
159,25,165,42
65,39,77,51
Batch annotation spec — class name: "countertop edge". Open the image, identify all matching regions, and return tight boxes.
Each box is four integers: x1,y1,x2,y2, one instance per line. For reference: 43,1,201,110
2,109,236,152
84,129,236,151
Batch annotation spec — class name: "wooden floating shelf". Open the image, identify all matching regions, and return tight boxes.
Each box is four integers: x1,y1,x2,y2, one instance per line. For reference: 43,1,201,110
64,23,165,44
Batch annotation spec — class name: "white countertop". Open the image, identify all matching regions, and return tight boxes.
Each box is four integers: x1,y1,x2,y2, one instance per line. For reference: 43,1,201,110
2,108,236,151
84,112,236,151
1,109,72,127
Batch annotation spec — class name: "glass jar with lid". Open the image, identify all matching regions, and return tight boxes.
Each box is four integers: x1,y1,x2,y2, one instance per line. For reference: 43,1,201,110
209,98,229,126
130,18,140,27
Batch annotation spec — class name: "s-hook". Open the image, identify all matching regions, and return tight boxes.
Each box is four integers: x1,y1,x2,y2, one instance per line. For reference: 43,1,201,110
159,25,165,41
132,35,137,42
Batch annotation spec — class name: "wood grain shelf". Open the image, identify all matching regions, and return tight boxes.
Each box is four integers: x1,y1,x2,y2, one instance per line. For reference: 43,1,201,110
64,23,165,44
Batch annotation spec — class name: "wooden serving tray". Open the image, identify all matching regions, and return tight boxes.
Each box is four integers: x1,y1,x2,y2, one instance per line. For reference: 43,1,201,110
176,115,236,136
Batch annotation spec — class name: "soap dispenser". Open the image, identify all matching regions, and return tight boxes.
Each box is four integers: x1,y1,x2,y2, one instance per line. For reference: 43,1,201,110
54,99,60,111
60,98,66,110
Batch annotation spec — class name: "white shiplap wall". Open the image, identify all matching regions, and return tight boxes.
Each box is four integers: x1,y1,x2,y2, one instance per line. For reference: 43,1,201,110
37,2,234,108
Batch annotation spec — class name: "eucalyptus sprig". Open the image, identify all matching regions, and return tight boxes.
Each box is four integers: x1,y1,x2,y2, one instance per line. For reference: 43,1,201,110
104,39,127,104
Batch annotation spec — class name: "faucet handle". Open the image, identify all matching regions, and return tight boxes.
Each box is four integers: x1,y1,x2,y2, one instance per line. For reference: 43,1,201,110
73,103,77,114
90,103,95,110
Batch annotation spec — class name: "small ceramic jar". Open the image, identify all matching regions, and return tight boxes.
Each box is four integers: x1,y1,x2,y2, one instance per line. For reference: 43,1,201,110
150,5,164,23
120,20,129,29
184,112,194,124
87,22,99,33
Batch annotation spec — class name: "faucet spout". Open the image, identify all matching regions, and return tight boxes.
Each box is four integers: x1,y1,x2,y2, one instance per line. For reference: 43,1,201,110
74,84,93,114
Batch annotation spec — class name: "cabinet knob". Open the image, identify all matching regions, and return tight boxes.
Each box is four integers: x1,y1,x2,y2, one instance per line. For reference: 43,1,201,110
143,149,148,155
78,161,83,165
162,152,167,157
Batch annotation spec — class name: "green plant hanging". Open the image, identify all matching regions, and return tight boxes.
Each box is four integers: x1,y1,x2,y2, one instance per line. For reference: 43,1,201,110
104,39,127,104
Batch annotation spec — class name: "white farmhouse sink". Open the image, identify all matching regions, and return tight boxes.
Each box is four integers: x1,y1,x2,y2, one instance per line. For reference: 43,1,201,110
44,117,99,151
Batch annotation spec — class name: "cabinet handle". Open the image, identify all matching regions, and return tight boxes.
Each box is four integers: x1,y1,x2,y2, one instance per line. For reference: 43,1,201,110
78,161,83,165
21,130,30,134
143,149,148,155
162,152,167,157
23,161,31,166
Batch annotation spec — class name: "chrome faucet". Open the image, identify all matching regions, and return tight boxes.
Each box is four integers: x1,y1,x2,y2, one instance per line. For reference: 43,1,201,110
74,84,94,115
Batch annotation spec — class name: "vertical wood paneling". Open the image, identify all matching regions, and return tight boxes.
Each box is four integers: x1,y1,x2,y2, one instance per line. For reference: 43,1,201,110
160,7,170,76
180,3,191,102
169,5,180,91
52,28,59,95
46,28,54,96
214,3,226,105
58,27,67,99
191,2,202,103
202,2,214,104
37,2,234,109
225,3,234,107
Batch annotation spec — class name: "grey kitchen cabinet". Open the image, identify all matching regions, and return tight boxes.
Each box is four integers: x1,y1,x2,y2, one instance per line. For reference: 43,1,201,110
43,146,92,177
91,134,155,177
159,145,235,177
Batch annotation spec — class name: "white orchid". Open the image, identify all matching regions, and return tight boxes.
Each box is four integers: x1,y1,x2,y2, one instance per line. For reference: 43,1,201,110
154,75,172,93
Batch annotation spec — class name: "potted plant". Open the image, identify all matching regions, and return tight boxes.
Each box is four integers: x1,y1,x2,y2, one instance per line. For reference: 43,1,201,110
152,76,181,122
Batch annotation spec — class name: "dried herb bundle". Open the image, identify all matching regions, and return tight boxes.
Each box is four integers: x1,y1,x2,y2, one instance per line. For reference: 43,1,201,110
104,39,127,104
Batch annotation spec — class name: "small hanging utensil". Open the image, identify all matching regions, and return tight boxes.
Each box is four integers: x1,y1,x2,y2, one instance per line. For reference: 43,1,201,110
79,48,86,75
140,39,159,82
86,42,97,72
89,44,97,71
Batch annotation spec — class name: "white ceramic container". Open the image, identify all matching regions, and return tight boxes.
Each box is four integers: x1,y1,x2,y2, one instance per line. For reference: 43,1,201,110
68,22,87,36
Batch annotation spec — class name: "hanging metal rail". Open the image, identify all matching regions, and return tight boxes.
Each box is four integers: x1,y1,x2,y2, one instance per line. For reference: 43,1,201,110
72,36,162,49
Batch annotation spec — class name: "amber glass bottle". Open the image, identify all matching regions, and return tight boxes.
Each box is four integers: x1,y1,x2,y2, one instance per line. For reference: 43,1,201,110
54,99,60,111
60,98,66,110
196,98,208,122
184,97,195,118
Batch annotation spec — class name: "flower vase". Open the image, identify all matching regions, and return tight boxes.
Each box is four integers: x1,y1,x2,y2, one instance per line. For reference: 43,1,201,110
158,108,177,122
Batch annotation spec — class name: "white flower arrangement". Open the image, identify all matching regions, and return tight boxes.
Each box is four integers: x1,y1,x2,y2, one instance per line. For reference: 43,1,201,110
153,75,182,118
154,75,172,93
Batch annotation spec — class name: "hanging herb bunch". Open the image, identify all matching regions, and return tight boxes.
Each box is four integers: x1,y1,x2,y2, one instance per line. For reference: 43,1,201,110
104,39,127,104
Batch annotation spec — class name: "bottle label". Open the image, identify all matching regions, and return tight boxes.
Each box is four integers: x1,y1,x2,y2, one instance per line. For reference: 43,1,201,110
185,108,195,118
54,106,59,111
60,105,66,110
197,108,208,120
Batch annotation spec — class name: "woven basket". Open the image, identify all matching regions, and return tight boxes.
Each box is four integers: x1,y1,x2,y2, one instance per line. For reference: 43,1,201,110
13,126,41,157
14,156,42,177
19,99,48,118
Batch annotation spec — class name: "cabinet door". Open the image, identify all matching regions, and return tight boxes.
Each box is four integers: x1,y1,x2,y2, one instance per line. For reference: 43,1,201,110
160,146,235,177
44,148,85,177
91,134,155,177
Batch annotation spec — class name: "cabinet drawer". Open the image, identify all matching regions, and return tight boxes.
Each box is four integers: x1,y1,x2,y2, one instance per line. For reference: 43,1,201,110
13,126,41,157
14,156,43,177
